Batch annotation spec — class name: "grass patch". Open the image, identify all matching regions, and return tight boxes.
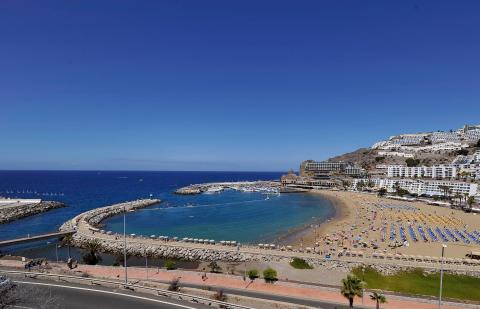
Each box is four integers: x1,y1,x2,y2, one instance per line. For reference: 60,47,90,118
290,258,313,269
352,267,480,302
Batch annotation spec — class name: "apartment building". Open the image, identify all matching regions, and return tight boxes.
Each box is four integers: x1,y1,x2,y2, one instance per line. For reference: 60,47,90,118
353,178,478,197
299,160,365,178
387,165,457,179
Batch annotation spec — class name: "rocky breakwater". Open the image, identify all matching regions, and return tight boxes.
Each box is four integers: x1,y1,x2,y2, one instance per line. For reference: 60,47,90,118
59,198,296,263
0,200,66,224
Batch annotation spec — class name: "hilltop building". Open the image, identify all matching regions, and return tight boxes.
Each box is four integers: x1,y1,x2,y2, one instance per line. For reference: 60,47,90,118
372,124,480,154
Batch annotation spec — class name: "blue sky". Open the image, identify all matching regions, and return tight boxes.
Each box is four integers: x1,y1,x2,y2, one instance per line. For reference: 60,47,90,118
1,1,479,171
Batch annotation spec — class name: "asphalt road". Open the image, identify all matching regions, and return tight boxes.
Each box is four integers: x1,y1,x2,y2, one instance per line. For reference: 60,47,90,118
13,278,212,309
11,277,357,309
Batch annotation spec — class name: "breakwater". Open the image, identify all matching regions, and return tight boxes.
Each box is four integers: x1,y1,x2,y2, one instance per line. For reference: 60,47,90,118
58,199,480,275
0,201,66,224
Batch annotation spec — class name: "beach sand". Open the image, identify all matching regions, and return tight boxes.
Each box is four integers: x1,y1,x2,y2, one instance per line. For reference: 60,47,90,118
288,190,480,259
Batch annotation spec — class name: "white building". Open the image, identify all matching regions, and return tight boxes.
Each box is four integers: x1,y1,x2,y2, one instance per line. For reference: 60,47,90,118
377,151,415,158
353,178,478,197
429,131,462,144
387,165,457,179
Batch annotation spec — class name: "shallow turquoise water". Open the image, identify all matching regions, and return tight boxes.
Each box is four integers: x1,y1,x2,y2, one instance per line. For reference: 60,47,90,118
104,190,335,244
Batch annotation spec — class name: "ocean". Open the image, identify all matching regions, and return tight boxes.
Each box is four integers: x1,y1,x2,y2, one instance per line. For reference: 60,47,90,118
0,171,335,247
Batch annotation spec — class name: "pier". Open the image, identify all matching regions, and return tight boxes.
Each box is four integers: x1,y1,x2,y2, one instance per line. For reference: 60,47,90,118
0,230,75,247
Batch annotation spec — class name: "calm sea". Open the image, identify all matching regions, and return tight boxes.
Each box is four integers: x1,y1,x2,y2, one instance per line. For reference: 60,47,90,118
0,171,334,246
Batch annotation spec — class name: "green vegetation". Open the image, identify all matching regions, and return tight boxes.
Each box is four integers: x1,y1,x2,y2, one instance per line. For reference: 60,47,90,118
393,182,410,197
208,260,221,273
263,267,278,283
405,158,420,167
247,269,259,280
456,149,469,156
290,258,313,269
82,240,102,265
164,260,176,270
352,267,480,302
341,274,364,308
377,188,387,197
370,291,387,309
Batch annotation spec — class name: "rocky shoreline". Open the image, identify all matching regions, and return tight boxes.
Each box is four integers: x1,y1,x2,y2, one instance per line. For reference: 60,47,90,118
0,201,66,224
58,199,480,278
174,181,280,195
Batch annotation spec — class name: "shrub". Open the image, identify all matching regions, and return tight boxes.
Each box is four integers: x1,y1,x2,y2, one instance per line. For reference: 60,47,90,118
208,261,221,273
247,269,259,280
164,260,176,270
212,289,227,302
290,258,313,269
405,158,420,167
263,267,278,283
168,278,180,291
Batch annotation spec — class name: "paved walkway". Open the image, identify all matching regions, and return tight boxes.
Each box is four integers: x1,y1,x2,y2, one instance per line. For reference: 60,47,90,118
0,259,476,309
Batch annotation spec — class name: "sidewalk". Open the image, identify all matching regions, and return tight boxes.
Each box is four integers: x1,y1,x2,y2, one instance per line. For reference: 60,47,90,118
0,259,475,309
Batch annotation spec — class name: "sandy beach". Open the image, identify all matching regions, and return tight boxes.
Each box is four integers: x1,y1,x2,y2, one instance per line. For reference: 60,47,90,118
290,190,480,259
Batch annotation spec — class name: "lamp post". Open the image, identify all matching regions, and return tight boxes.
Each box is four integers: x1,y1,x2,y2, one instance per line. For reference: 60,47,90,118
439,244,447,309
361,265,365,305
123,204,128,286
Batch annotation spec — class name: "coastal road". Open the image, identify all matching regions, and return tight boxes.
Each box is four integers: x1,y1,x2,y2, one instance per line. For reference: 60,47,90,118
10,277,354,309
12,278,212,309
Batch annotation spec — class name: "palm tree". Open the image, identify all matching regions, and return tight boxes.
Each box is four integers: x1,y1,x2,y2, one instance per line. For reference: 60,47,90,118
454,192,462,208
341,274,364,308
467,196,476,212
370,291,387,309
61,234,74,259
82,239,102,265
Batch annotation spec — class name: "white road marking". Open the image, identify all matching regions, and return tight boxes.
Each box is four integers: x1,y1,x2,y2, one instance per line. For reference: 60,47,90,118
14,280,200,309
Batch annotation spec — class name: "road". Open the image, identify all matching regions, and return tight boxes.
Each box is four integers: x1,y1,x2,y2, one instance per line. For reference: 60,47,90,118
13,278,212,309
10,277,351,309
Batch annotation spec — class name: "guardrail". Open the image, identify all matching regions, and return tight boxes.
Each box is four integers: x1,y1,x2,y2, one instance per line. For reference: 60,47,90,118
0,269,252,309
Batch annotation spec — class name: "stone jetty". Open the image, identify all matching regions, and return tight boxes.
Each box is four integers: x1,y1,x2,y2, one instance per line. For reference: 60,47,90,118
0,200,66,224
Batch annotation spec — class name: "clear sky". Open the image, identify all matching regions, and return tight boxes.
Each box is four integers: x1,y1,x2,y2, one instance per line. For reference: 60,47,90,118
1,1,479,171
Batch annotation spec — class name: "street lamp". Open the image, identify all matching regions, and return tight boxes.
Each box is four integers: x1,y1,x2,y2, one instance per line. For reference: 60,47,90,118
361,265,366,305
439,244,447,309
123,204,128,286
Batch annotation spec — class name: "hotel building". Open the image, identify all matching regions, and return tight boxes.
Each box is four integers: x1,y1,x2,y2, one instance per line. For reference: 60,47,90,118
386,165,458,179
353,178,478,197
300,160,365,178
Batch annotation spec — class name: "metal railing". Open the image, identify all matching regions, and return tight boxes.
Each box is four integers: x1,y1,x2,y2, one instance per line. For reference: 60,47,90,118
0,269,252,309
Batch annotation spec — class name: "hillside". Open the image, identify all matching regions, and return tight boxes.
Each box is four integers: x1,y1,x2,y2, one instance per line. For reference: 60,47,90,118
327,147,473,171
